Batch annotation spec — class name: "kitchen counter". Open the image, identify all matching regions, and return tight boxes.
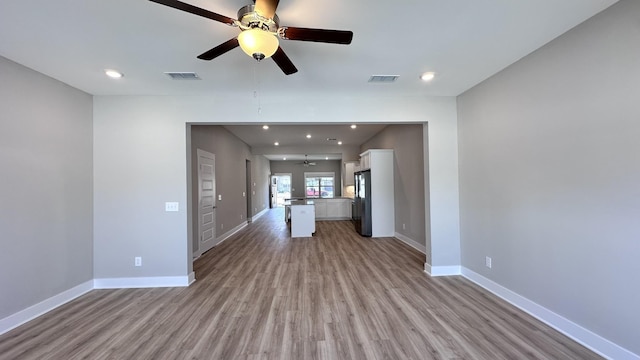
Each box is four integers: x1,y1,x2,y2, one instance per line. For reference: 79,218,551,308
284,198,352,222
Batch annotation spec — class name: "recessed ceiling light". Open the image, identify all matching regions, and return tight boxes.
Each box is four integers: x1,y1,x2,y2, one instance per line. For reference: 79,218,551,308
338,141,343,145
262,125,269,130
306,134,311,139
274,142,279,146
350,125,357,129
105,69,123,79
420,72,435,82
325,157,329,160
283,157,287,160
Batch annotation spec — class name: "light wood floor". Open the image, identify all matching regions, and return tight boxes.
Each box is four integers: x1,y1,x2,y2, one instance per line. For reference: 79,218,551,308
0,208,600,359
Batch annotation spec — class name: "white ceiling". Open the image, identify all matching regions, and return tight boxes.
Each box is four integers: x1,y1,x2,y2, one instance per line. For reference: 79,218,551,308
0,0,617,158
0,0,616,98
222,123,389,160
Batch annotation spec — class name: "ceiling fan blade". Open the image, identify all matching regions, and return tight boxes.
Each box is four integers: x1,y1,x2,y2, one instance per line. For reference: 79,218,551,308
197,38,239,60
254,0,279,19
279,27,353,44
149,0,236,25
271,47,298,75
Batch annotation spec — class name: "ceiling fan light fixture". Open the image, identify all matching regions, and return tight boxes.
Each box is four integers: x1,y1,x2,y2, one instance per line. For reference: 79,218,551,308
238,28,279,61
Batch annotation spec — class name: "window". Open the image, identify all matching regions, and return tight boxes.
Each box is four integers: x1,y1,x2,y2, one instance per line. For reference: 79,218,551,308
304,172,335,198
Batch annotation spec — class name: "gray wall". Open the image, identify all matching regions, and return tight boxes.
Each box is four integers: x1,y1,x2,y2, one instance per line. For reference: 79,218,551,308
457,0,639,355
361,124,428,253
250,154,271,217
190,125,270,254
92,92,458,299
270,160,342,198
0,56,93,319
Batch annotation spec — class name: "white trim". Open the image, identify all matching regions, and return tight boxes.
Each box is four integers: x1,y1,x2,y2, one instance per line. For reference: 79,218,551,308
251,207,269,222
216,221,248,245
0,280,93,335
461,268,640,360
93,276,191,289
394,232,426,254
187,271,196,285
424,264,461,277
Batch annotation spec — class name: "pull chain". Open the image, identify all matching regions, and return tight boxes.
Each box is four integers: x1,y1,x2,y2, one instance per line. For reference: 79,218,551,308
253,62,262,116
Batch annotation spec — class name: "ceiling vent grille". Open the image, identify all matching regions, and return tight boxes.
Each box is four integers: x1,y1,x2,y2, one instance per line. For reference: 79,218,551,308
164,72,201,80
368,75,399,83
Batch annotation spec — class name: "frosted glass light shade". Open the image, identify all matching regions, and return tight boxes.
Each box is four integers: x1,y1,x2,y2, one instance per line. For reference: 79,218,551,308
238,28,279,60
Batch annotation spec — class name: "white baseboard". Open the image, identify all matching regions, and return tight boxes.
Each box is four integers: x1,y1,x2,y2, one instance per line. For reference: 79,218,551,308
215,221,248,246
187,271,196,285
93,275,192,289
394,232,426,254
0,280,94,335
424,263,461,277
461,268,639,360
251,208,269,221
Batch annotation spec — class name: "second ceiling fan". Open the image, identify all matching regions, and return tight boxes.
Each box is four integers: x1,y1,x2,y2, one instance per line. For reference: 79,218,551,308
149,0,354,75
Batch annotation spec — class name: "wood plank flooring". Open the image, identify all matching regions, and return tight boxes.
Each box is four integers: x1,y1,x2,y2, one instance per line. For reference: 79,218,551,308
0,208,600,359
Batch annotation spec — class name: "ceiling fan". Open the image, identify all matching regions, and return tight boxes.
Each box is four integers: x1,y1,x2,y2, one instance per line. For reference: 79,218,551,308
297,155,316,167
149,0,354,75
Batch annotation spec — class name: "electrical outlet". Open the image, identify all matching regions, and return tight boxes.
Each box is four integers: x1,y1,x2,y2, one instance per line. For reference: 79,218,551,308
135,257,142,267
402,223,406,230
240,214,243,219
218,194,222,201
485,256,492,269
221,223,224,230
165,202,179,212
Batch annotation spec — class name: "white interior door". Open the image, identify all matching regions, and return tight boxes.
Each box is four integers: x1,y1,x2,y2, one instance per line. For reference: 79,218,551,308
197,149,216,255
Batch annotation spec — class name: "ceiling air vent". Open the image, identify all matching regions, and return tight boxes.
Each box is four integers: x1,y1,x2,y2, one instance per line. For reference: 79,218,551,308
368,75,399,83
164,72,201,80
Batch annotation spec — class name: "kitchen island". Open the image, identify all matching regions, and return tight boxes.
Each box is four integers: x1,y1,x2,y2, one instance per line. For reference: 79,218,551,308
284,200,316,237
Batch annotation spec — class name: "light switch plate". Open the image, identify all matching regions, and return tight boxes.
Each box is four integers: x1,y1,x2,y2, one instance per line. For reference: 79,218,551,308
165,202,179,212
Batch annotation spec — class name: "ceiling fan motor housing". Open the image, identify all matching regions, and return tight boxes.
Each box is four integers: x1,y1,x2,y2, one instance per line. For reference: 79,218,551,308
237,5,280,60
238,5,279,32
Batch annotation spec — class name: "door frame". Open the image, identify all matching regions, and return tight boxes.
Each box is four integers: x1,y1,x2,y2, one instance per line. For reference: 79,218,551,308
271,173,292,207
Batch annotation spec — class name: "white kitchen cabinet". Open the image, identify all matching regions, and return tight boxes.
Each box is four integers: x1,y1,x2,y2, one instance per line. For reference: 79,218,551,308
312,198,351,220
343,161,359,186
314,200,327,219
359,152,371,170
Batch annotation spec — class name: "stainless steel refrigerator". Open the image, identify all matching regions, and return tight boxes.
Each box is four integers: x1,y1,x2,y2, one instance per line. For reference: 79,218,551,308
354,170,372,236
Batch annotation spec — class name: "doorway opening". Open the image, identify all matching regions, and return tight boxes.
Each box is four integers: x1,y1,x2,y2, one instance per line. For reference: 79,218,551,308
270,174,291,208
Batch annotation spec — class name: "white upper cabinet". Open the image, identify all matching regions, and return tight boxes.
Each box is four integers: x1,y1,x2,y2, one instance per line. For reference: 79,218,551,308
343,161,359,186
